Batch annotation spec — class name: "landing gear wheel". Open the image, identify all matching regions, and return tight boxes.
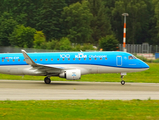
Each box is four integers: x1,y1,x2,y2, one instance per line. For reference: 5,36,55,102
121,80,125,85
44,77,51,84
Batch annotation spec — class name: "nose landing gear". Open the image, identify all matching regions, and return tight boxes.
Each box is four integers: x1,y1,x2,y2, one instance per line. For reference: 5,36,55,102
120,73,126,85
121,75,125,85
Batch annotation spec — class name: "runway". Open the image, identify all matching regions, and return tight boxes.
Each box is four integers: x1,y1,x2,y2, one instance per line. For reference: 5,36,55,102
0,80,159,100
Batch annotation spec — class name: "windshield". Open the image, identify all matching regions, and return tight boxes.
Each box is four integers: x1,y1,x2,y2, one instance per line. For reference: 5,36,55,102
129,55,137,60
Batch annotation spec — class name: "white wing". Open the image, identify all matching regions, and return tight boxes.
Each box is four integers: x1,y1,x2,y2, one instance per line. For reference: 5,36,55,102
21,50,64,74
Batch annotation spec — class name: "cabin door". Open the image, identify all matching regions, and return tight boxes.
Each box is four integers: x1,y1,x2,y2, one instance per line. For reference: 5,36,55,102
116,56,122,66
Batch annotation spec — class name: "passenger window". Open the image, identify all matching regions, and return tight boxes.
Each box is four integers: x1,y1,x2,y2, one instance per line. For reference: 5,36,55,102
89,58,91,60
63,58,65,61
7,59,9,62
105,58,107,60
73,58,75,61
46,59,48,61
79,58,81,60
100,58,102,60
18,59,20,62
95,58,97,60
57,58,59,61
2,60,4,62
51,58,53,61
68,58,70,61
84,58,86,60
40,59,42,61
23,59,25,61
35,59,37,61
13,59,15,62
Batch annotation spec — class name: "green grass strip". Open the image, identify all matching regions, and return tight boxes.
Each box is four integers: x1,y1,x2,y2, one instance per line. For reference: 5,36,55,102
0,100,159,120
0,63,158,83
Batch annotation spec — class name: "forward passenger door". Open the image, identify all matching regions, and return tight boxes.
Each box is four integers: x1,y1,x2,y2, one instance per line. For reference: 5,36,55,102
116,56,122,66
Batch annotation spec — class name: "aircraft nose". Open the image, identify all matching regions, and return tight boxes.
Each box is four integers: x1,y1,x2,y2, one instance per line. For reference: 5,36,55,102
142,62,149,69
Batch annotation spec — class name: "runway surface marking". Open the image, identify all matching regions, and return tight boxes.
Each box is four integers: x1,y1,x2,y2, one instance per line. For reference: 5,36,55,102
0,80,159,100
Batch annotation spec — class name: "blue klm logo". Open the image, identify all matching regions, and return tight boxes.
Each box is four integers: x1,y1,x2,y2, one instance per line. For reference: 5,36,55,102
72,72,76,77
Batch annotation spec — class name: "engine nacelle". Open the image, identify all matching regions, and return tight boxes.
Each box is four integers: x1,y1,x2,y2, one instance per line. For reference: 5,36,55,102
59,69,81,80
59,72,66,78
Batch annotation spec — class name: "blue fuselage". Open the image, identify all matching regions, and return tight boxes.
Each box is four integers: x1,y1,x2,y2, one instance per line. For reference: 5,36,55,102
0,51,149,69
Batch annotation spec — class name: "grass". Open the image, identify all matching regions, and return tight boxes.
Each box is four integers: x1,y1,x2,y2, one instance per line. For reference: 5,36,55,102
0,64,158,120
0,100,159,120
0,63,158,83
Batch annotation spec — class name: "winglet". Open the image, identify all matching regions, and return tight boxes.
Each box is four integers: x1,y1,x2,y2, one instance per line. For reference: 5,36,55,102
21,49,36,66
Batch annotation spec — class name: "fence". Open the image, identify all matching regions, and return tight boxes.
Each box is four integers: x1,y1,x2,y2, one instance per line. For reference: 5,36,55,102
119,43,159,53
0,46,65,53
0,43,159,53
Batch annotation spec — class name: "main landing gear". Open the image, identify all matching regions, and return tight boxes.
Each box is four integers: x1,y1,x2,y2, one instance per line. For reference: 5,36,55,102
44,77,51,84
121,75,125,85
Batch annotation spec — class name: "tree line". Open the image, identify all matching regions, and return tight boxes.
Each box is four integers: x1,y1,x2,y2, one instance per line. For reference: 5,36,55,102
0,0,159,50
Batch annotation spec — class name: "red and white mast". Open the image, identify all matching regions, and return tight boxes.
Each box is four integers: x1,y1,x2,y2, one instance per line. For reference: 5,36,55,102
122,13,129,52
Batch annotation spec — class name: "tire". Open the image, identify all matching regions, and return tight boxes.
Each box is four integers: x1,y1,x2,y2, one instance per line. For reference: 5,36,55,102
121,80,125,85
44,77,51,84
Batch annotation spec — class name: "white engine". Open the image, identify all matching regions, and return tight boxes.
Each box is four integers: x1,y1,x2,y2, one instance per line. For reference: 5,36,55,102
59,69,81,80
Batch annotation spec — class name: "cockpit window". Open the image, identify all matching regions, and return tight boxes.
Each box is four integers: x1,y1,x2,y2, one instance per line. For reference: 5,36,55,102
129,56,133,59
129,55,137,60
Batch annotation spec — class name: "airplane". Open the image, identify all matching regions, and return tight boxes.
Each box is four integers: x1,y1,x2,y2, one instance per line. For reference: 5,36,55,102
0,50,149,85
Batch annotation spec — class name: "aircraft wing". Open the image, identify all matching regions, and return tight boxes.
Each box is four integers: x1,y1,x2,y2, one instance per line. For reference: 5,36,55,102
21,50,64,72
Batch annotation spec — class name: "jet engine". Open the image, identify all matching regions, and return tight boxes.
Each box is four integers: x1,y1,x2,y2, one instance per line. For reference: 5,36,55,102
59,69,81,80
